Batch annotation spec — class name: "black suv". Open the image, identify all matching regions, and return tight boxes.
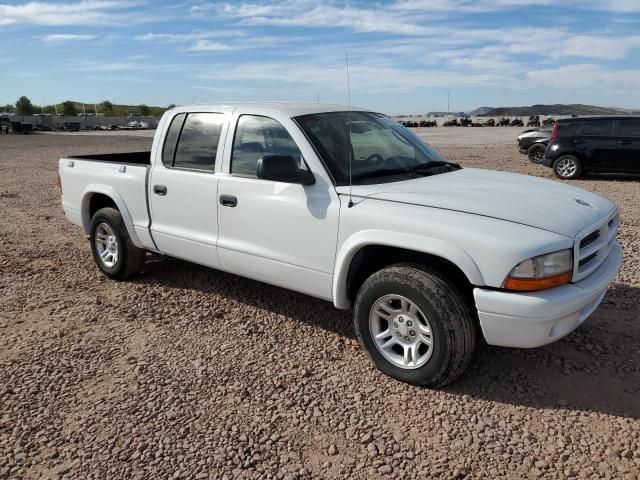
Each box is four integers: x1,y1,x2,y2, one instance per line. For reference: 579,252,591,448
543,116,640,179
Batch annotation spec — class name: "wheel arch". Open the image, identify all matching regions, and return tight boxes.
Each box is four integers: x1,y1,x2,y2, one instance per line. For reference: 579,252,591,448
80,185,143,247
332,231,484,309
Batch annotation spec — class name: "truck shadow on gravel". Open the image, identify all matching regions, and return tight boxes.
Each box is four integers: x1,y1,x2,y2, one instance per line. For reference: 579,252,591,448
137,257,639,419
447,283,640,420
138,255,355,338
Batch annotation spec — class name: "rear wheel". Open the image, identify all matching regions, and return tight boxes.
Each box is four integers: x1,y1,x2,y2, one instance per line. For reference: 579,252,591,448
527,143,546,164
553,155,582,180
353,264,477,387
90,207,145,280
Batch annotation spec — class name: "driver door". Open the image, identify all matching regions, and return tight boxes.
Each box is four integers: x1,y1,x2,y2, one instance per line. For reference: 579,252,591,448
216,112,340,300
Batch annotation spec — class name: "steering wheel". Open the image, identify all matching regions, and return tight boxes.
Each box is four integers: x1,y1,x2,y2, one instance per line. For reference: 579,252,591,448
364,153,385,165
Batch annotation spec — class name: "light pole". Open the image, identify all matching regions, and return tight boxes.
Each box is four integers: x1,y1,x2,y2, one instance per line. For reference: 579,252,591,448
445,89,450,113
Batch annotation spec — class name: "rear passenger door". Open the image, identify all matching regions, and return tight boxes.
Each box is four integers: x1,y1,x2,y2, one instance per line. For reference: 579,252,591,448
616,118,640,173
576,120,618,171
149,111,228,268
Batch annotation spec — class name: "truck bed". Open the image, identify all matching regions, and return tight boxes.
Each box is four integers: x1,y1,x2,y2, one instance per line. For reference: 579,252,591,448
68,151,151,165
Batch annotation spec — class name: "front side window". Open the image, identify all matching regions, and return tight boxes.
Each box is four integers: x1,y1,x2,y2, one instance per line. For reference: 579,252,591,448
619,118,640,137
172,113,224,171
295,111,450,185
231,115,303,177
578,120,614,137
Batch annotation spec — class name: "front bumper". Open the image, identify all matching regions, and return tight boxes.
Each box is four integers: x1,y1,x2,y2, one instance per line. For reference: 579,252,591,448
474,241,622,348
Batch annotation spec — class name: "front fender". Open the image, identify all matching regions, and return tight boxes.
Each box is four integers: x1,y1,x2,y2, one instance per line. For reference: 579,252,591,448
332,230,485,309
80,184,143,248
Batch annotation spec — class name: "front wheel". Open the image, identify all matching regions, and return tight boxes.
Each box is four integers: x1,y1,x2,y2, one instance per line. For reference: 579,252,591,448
90,207,146,280
527,143,546,164
353,264,477,387
553,155,582,180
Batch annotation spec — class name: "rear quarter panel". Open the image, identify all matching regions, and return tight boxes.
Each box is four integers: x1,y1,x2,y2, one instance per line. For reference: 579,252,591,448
59,158,152,248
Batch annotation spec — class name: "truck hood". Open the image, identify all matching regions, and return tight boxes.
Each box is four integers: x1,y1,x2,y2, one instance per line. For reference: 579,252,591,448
338,168,615,238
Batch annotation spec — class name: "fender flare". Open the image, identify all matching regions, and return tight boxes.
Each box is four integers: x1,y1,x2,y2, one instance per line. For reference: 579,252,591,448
332,230,485,309
80,184,143,248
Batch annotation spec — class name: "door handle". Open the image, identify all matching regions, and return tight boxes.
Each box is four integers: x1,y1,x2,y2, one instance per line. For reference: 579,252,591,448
618,140,631,145
219,194,237,207
573,139,585,144
153,185,167,196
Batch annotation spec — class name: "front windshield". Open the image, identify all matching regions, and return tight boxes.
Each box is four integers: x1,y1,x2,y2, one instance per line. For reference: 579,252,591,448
295,111,451,185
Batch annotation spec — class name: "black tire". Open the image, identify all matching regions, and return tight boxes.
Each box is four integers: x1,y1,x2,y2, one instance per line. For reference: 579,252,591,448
353,264,477,387
527,143,546,164
553,155,582,180
89,207,145,280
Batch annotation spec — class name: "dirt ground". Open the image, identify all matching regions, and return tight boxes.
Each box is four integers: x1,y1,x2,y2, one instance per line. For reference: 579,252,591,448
1,130,638,480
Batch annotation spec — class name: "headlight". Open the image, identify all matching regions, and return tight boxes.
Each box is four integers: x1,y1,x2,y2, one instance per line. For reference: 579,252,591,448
503,249,573,291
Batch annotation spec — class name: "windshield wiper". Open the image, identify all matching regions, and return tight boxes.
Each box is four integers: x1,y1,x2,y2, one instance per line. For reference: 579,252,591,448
349,161,461,183
408,160,459,172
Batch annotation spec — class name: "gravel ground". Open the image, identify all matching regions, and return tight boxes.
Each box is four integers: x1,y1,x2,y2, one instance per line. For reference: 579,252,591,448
1,131,639,480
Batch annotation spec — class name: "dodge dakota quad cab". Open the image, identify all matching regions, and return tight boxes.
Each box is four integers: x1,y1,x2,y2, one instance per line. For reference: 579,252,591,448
58,103,622,387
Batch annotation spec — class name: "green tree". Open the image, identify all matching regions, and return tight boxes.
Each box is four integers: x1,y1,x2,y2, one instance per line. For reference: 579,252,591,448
1,104,15,113
62,101,77,116
167,103,176,109
100,100,113,114
42,105,56,114
15,96,34,115
139,104,150,116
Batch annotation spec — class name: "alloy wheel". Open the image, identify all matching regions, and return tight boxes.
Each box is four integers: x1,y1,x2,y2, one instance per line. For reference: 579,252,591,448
368,294,434,369
94,223,119,268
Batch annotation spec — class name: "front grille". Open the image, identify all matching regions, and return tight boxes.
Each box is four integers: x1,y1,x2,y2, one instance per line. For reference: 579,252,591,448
573,211,619,282
580,230,600,249
578,252,598,268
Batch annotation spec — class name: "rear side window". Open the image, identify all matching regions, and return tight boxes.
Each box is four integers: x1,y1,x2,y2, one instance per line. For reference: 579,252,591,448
231,115,303,177
173,113,225,171
557,121,583,137
619,119,640,137
162,113,185,167
577,120,614,136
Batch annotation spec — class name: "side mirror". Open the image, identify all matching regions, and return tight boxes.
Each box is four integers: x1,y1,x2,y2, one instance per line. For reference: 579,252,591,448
256,155,315,185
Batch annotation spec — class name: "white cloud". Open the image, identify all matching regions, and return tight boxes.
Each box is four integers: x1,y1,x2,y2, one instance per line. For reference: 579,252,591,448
392,0,640,12
41,33,96,43
62,58,185,73
136,30,304,53
193,2,428,36
195,61,509,94
187,40,235,52
527,64,640,90
134,30,246,43
0,1,148,26
560,35,640,60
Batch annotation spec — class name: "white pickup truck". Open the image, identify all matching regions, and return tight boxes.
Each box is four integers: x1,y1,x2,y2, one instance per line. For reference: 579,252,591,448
58,103,622,387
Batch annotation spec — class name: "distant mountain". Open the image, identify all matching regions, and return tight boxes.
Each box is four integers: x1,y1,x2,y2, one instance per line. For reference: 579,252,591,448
468,106,494,116
477,104,638,117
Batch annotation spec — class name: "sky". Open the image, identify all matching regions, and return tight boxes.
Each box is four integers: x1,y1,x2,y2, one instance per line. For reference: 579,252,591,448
1,0,640,115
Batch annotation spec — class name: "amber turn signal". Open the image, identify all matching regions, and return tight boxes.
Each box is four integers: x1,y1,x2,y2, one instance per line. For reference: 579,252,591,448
503,271,572,292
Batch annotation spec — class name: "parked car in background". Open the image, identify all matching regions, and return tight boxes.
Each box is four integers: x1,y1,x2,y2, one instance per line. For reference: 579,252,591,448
1,116,10,134
544,116,640,179
517,127,551,163
1,116,32,134
58,103,622,387
61,122,81,132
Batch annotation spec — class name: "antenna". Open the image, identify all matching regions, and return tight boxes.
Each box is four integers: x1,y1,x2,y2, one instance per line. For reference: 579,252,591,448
346,54,354,208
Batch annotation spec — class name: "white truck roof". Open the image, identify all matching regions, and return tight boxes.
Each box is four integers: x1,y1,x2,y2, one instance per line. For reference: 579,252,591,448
170,102,370,118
